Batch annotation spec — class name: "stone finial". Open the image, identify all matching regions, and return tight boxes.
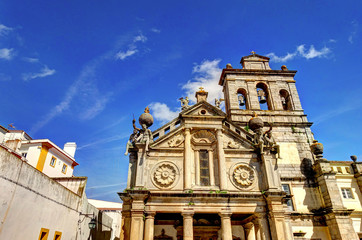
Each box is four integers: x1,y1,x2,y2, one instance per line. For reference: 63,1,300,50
351,155,358,162
281,65,288,71
251,51,256,55
310,140,325,161
226,63,233,69
195,87,208,103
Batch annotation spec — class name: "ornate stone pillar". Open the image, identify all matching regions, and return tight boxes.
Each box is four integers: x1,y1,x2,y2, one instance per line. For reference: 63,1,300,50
184,128,192,189
143,212,156,240
243,222,256,240
119,196,132,240
182,211,194,240
219,211,232,240
216,129,227,190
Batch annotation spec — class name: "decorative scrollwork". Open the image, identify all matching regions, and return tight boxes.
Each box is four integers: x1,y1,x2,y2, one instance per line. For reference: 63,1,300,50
152,162,179,189
231,164,255,189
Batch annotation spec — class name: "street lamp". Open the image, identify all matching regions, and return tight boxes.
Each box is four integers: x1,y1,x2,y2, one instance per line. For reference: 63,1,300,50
88,218,97,230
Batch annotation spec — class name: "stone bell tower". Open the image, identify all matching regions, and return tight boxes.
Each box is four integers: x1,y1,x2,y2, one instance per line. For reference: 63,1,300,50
219,52,307,127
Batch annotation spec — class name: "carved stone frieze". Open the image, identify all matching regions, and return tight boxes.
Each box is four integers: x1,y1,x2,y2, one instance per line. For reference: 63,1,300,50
167,134,184,147
192,130,216,144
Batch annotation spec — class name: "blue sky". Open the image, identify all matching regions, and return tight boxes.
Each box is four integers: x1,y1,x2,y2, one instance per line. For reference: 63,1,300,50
1,1,361,202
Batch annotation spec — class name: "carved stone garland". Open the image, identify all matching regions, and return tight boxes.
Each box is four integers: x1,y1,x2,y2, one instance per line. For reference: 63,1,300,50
232,164,255,189
152,162,178,189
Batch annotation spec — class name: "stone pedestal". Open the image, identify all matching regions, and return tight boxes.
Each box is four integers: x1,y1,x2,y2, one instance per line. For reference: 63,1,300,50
134,143,147,187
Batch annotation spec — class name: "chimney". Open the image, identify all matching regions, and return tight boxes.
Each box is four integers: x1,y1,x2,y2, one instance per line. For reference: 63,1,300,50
64,142,77,157
195,87,208,103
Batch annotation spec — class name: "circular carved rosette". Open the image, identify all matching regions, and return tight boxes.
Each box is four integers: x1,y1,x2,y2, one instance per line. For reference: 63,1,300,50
151,161,179,189
230,163,256,190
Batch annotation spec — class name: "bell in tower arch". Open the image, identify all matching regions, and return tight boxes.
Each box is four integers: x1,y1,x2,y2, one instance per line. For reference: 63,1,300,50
258,89,267,104
238,94,245,106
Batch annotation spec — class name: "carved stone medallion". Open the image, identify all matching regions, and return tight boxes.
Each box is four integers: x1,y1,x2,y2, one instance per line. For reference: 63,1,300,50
230,163,255,190
152,161,179,189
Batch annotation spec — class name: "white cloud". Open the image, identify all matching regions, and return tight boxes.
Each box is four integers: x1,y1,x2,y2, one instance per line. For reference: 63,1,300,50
151,28,161,33
22,65,56,81
149,102,179,124
133,34,147,43
22,57,39,63
182,59,223,103
0,48,14,60
87,182,126,190
267,44,331,62
115,49,137,60
150,59,224,124
78,134,128,150
0,24,12,36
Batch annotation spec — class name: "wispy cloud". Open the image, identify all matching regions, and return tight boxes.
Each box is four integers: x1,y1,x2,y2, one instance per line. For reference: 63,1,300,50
87,182,126,190
78,134,129,150
348,20,359,44
267,44,331,62
22,57,39,63
0,48,15,60
87,189,123,198
115,33,147,60
22,65,56,81
31,33,152,135
312,102,362,125
0,24,12,37
115,49,137,60
150,59,223,123
150,28,161,33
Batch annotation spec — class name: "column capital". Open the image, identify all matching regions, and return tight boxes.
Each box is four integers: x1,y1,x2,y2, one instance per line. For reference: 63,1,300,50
218,211,232,218
243,221,254,229
182,211,194,218
145,211,156,218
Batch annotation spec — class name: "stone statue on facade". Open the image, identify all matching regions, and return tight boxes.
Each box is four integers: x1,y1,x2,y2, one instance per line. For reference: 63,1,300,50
215,98,224,109
124,119,140,155
263,126,281,158
179,97,190,110
125,107,154,155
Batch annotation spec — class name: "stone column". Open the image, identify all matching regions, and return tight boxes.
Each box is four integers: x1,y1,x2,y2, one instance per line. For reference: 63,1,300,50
184,128,192,189
209,150,215,186
195,150,200,186
216,129,227,190
264,193,289,240
119,196,132,240
243,222,256,240
254,213,270,240
182,212,194,240
219,212,232,240
252,218,262,240
143,212,156,240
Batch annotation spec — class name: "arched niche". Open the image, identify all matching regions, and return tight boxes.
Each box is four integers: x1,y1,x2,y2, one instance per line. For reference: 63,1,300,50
256,82,272,110
279,89,293,110
237,88,248,110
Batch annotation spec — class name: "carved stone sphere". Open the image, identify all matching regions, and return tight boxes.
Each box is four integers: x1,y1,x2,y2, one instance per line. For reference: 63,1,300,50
139,112,154,127
248,117,264,131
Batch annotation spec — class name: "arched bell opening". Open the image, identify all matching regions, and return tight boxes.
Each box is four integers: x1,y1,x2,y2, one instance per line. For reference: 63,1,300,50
237,88,248,110
279,89,292,110
256,83,272,110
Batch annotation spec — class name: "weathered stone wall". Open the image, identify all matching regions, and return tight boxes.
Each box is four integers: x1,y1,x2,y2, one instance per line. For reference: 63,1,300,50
0,145,113,240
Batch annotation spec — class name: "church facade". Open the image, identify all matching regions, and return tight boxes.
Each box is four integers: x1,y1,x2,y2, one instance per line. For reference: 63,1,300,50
119,53,362,240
